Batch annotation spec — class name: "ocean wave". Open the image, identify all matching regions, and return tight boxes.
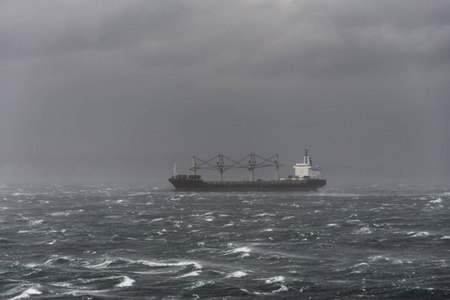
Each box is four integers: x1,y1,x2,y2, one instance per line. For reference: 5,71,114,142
345,219,362,225
149,218,164,223
189,280,214,290
116,276,135,288
368,255,390,262
263,276,285,284
177,271,201,278
28,220,44,226
49,211,70,216
393,259,412,265
352,263,369,268
226,271,247,278
9,287,42,300
272,285,289,293
3,183,450,299
137,260,202,270
226,246,252,256
128,192,152,197
88,260,114,269
411,231,430,238
353,227,372,235
429,198,442,204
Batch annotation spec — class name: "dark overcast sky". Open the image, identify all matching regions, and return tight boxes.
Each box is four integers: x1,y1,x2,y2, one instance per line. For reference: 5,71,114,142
1,0,449,183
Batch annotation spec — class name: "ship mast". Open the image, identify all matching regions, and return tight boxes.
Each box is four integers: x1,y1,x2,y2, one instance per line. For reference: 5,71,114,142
173,163,177,177
248,153,256,181
191,157,197,175
275,154,281,181
217,154,225,181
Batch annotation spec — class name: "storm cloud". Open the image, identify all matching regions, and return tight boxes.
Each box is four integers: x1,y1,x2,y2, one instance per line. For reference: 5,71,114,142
1,0,449,183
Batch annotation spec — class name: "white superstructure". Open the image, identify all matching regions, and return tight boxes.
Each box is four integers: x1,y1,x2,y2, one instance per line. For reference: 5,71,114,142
293,149,321,179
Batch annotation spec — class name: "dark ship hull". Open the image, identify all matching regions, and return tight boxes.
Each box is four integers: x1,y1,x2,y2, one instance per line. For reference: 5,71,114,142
169,176,326,192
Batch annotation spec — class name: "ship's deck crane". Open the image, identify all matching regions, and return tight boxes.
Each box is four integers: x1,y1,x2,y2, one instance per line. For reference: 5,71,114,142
190,154,283,181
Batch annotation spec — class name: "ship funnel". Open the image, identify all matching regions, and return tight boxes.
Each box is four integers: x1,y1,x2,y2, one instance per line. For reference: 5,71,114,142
303,149,310,165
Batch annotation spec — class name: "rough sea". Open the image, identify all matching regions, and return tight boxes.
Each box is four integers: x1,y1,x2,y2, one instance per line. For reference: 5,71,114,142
1,182,449,299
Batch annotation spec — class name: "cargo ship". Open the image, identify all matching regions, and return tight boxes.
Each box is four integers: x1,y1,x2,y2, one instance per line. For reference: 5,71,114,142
169,150,326,192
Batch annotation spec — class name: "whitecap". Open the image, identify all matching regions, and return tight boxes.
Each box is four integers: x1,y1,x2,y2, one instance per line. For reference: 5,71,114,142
346,219,362,225
327,223,338,227
411,231,430,238
44,256,73,266
441,236,450,240
393,259,412,264
137,260,202,270
149,218,163,223
264,276,285,284
226,246,251,258
128,192,151,196
25,263,39,268
354,227,372,235
12,193,34,196
429,198,442,204
272,285,288,293
190,280,213,289
368,255,390,262
226,271,247,278
178,271,201,278
228,246,251,254
9,288,42,300
50,211,70,216
352,262,369,268
89,260,113,269
254,213,272,217
52,282,72,288
29,220,44,226
116,276,135,287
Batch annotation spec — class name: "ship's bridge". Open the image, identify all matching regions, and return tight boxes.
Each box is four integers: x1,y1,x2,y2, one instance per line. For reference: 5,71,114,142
293,149,321,179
